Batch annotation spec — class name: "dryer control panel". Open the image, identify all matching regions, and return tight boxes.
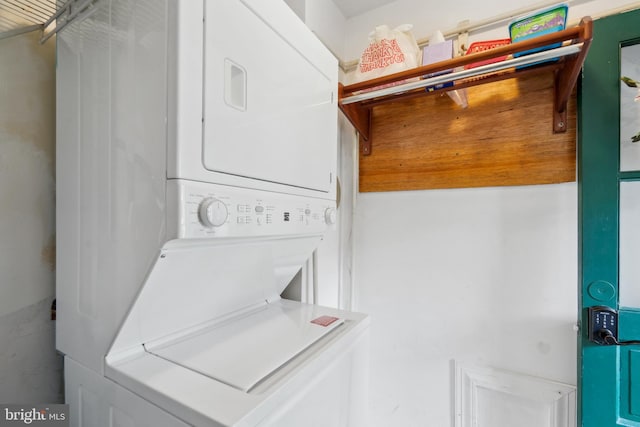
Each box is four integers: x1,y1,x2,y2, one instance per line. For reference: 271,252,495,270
168,180,335,239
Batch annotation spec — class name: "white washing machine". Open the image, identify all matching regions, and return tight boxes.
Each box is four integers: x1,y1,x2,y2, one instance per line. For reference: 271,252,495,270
56,1,369,426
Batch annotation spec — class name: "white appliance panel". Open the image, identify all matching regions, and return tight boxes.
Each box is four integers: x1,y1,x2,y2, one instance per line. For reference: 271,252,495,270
58,1,366,426
107,236,323,361
202,0,335,192
167,180,335,240
106,299,370,427
147,302,345,392
56,0,169,374
65,358,189,427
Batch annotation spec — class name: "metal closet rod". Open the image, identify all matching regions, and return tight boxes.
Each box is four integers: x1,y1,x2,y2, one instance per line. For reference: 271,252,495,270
0,0,98,42
339,0,640,72
40,0,97,43
0,23,40,40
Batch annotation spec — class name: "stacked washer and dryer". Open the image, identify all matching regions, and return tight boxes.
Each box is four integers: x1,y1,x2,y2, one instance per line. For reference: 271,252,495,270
56,1,369,426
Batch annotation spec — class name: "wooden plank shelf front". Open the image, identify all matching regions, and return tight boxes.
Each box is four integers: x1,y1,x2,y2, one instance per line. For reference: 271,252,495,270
339,16,593,156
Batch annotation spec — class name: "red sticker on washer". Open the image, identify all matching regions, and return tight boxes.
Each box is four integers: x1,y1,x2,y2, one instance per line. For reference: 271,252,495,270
311,315,339,327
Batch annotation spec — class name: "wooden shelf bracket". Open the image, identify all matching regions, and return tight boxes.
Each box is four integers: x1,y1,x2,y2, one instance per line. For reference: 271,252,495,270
338,17,593,155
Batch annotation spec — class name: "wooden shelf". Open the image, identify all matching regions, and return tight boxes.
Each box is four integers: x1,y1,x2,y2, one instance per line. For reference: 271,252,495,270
339,17,593,156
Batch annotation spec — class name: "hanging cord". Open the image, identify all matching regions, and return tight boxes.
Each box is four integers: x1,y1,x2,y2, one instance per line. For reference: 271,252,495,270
598,329,640,346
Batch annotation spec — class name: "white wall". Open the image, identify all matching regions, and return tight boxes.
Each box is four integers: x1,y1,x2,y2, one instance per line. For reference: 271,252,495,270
342,0,640,60
305,1,347,59
0,30,61,403
285,0,347,60
355,184,577,426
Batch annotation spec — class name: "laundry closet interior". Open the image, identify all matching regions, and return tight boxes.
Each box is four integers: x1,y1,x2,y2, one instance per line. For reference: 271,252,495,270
0,0,637,426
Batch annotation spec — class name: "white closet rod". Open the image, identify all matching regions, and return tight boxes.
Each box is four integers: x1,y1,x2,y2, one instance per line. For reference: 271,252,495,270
339,0,640,72
40,0,97,43
0,23,41,41
42,0,74,28
0,0,99,43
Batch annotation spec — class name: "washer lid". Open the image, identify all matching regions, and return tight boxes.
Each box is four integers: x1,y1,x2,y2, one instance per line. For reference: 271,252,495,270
146,301,344,392
107,236,323,362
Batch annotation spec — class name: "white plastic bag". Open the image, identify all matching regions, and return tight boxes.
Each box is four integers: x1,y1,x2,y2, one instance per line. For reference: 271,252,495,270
352,24,421,84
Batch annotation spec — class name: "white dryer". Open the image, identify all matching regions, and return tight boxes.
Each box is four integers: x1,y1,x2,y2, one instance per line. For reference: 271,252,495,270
56,1,369,426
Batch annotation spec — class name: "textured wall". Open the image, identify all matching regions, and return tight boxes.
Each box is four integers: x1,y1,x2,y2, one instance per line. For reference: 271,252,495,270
0,30,61,403
354,184,577,426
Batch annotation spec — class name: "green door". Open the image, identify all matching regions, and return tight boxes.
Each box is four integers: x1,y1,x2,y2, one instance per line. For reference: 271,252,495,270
579,7,640,426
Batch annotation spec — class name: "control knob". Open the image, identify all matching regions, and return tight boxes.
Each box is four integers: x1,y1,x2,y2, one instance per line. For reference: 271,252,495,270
198,197,228,228
324,207,337,225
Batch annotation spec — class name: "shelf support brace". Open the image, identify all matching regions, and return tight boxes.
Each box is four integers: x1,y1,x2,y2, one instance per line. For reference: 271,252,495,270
553,16,593,133
338,17,593,147
359,124,372,155
338,83,372,155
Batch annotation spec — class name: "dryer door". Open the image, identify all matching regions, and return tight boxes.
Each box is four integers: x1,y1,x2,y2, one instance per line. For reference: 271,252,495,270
202,0,337,193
